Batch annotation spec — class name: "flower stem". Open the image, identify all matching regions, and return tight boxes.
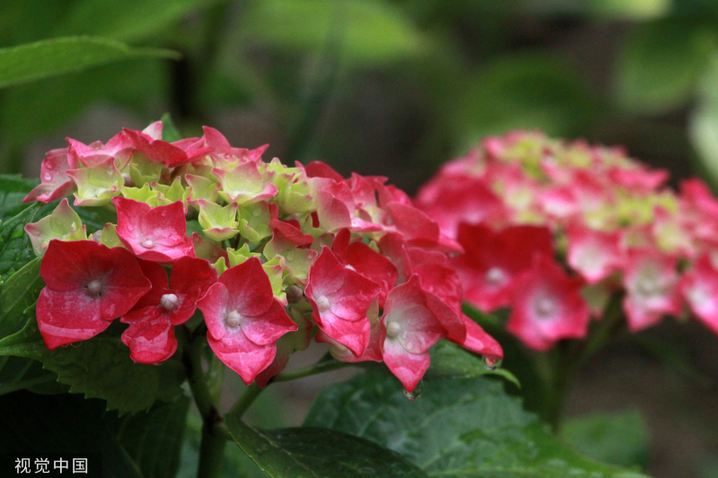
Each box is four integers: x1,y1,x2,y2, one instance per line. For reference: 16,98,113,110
179,326,226,478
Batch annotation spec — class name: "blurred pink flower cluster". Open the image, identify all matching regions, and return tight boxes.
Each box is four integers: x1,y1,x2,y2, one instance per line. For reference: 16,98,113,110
24,121,502,392
417,130,718,350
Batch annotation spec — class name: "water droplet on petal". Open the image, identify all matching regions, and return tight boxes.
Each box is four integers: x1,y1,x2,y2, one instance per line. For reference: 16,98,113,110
42,173,53,181
483,356,502,371
142,239,154,249
404,381,423,400
252,208,262,217
286,250,296,261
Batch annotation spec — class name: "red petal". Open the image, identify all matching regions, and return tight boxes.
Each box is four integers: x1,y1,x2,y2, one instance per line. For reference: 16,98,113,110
121,308,177,363
37,287,110,350
207,332,275,385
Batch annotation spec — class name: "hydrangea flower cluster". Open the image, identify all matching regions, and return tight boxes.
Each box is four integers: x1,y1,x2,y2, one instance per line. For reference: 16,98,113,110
23,121,502,392
416,130,718,350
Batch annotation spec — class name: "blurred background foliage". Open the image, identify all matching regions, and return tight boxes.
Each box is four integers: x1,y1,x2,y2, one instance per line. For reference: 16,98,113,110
5,0,718,195
3,1,718,477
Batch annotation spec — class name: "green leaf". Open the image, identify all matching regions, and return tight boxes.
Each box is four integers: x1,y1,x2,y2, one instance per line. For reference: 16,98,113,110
225,413,430,478
0,257,42,337
425,340,519,387
239,0,426,65
561,410,650,468
0,356,57,396
0,175,39,220
0,390,142,478
304,371,651,478
54,0,227,43
614,19,717,114
178,408,266,478
0,203,38,282
1,57,167,150
0,319,185,414
117,396,192,478
0,36,179,90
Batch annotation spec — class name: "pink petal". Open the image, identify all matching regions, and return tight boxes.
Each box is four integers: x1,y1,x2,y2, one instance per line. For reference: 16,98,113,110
121,308,177,364
207,332,276,385
382,338,430,392
37,287,110,350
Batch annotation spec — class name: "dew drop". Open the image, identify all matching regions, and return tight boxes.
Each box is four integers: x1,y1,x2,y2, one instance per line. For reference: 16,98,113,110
42,172,53,181
142,239,154,249
404,381,423,400
252,208,262,217
286,250,296,261
483,356,502,371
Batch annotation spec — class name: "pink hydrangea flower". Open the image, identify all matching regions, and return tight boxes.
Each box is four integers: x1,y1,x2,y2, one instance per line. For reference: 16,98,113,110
506,254,590,351
305,246,381,357
113,197,195,263
196,257,297,385
381,275,450,392
680,255,718,335
121,257,217,364
622,249,681,331
454,222,554,312
37,240,151,350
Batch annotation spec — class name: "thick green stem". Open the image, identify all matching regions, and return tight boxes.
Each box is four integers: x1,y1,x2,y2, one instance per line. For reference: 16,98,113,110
179,327,227,478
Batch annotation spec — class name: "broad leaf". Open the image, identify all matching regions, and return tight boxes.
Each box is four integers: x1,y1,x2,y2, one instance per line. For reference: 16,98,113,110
425,340,519,387
178,409,265,478
0,355,57,396
614,19,716,114
0,36,179,89
304,371,651,478
238,0,426,65
0,257,42,337
117,396,192,478
0,175,39,220
561,410,650,468
0,390,142,478
225,413,429,478
0,203,38,282
0,319,185,414
1,58,167,151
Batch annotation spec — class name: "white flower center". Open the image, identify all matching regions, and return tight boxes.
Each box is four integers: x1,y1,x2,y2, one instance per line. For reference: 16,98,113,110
534,297,556,319
87,279,102,297
485,267,505,285
226,310,242,328
142,239,155,249
386,321,401,338
160,293,179,311
316,295,330,312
